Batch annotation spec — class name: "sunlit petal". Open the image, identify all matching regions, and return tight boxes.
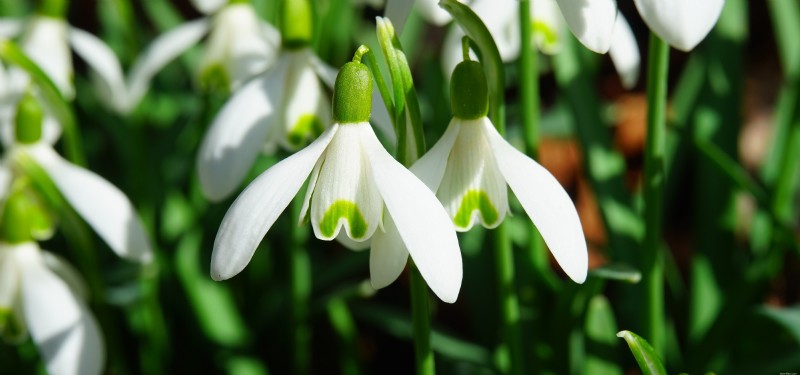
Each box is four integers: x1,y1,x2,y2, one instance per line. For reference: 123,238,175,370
22,17,73,98
197,60,287,202
634,0,724,51
211,125,339,281
0,18,23,38
309,124,383,242
26,144,153,263
125,19,211,113
483,122,588,283
554,0,617,54
409,118,461,192
41,251,89,302
363,123,462,303
608,13,640,89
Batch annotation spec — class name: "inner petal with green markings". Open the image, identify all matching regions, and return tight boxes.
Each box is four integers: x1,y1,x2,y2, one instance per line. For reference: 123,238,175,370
276,49,330,150
436,118,508,231
308,124,383,242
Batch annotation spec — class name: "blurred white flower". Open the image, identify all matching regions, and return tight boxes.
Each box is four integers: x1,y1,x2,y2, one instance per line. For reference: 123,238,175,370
210,62,462,303
0,104,153,263
0,241,104,375
115,1,280,113
633,0,725,51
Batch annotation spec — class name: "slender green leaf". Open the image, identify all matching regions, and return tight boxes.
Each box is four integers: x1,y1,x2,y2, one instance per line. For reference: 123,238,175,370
616,330,668,375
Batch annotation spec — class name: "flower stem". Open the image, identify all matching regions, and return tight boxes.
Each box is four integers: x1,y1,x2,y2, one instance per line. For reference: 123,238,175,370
289,197,311,375
642,32,669,357
410,261,435,375
493,222,524,375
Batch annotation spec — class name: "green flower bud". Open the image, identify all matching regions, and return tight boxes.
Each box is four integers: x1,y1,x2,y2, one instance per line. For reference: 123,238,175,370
332,62,372,124
280,0,313,49
37,0,68,17
199,63,231,95
450,60,489,120
0,190,36,244
14,93,44,145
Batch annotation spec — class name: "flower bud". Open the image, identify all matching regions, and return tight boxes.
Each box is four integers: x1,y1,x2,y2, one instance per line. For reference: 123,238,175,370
450,60,488,120
332,62,372,124
14,93,43,145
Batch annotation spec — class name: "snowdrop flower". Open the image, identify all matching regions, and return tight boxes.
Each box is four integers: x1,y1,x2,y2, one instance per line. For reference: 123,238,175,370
211,56,463,303
0,241,104,375
409,59,587,283
0,93,152,263
197,0,400,202
114,0,280,113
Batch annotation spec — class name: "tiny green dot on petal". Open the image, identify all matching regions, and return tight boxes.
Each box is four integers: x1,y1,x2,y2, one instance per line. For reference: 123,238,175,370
320,200,368,239
288,114,323,147
453,189,499,229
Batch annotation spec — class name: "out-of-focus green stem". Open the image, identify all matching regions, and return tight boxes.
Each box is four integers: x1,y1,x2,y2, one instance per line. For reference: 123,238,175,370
410,262,435,375
519,0,539,158
642,33,669,357
289,198,311,375
493,223,524,375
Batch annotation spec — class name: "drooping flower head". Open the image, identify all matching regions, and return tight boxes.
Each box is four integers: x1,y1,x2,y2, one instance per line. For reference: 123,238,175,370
409,56,588,283
211,49,463,302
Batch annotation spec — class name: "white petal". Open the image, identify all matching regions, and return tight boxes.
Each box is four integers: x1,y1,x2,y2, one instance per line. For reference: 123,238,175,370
384,0,415,35
26,144,153,263
211,125,339,281
483,122,587,283
369,211,409,289
413,0,454,26
196,59,287,202
190,0,226,14
335,232,371,251
200,4,276,90
0,162,11,198
260,21,281,49
608,13,640,89
531,0,566,55
67,27,128,112
634,0,724,51
125,19,211,113
41,251,89,301
362,124,462,303
275,50,329,150
40,115,62,146
409,118,461,192
554,0,617,54
309,124,383,242
436,118,508,231
18,244,104,375
0,18,23,38
22,17,73,98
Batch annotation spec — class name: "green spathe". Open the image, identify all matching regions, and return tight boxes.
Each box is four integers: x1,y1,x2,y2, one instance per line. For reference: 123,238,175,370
332,62,372,124
453,189,499,229
280,0,313,48
319,200,368,239
14,93,43,145
450,60,489,120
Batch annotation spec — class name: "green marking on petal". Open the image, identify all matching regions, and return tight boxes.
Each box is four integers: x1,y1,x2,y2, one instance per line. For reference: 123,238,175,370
320,200,368,239
532,20,559,50
287,114,323,147
199,64,231,94
0,306,24,342
453,189,499,229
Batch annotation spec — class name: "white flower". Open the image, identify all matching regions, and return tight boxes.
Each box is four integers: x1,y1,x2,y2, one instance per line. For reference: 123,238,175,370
0,241,104,375
409,116,588,283
633,0,725,52
0,128,152,263
117,1,280,113
211,61,463,302
196,48,332,202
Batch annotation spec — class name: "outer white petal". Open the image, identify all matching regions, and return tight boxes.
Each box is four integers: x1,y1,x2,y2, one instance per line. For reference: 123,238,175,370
41,251,89,301
414,0,456,26
608,13,640,89
125,19,211,113
190,0,226,14
17,243,104,375
436,118,508,231
483,122,587,283
211,125,339,281
196,59,287,202
335,232,371,251
260,21,281,49
0,18,23,38
22,17,73,98
309,124,383,242
362,124,462,303
369,211,409,289
26,144,153,263
409,118,461,192
67,28,128,112
554,0,617,54
40,115,62,146
634,0,724,51
275,50,329,150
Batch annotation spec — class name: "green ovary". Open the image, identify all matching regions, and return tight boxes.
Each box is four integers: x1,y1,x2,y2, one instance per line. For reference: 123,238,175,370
453,190,499,229
319,200,368,239
288,114,323,147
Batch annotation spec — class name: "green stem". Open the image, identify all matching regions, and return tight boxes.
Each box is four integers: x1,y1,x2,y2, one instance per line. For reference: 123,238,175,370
642,33,669,357
493,223,524,375
519,0,539,159
410,262,435,375
289,198,311,375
